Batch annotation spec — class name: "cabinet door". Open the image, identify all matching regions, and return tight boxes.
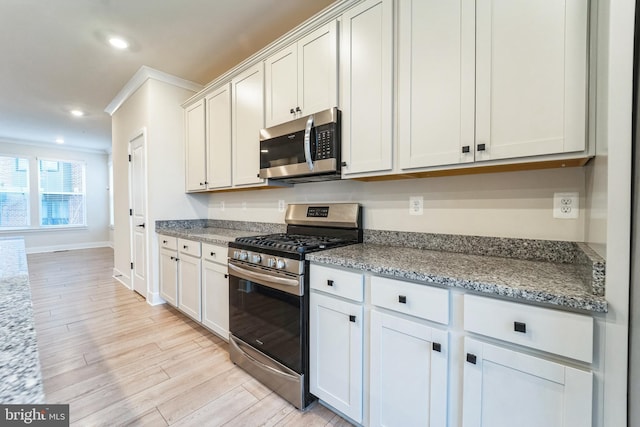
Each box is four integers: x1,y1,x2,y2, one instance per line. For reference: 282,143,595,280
232,63,265,186
398,0,475,169
265,43,298,127
475,0,588,161
298,21,338,117
178,254,202,322
206,83,232,189
185,99,207,191
370,310,448,427
202,259,229,340
340,0,394,176
159,248,178,306
462,337,592,427
310,291,363,423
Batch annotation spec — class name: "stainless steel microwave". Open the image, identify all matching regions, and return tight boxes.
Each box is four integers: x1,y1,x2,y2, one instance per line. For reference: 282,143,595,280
258,107,341,183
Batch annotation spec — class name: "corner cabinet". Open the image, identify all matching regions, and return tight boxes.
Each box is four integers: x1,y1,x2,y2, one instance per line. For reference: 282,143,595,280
340,0,394,176
232,63,265,187
265,21,338,127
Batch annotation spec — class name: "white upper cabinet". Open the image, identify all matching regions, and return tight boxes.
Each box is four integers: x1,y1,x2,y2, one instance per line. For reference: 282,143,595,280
206,83,232,189
185,99,207,191
398,0,475,170
340,0,394,176
232,63,265,187
474,0,588,162
265,21,338,127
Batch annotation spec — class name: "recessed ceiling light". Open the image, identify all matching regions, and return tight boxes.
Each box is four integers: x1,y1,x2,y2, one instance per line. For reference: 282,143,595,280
55,138,64,144
108,37,129,50
70,109,84,117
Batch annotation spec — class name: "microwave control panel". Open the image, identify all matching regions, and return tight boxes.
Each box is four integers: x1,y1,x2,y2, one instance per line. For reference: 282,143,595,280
315,123,338,160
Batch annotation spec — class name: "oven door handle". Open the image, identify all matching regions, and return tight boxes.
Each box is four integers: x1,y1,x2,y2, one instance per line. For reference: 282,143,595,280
304,114,314,171
228,262,300,288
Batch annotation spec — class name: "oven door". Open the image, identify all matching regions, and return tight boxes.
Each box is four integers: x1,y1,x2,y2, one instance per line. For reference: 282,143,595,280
228,260,304,373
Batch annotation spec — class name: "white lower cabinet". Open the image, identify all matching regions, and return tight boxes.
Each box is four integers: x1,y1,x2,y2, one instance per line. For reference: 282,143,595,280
310,290,364,424
462,337,592,427
159,235,179,306
178,251,201,322
202,243,229,340
370,310,448,427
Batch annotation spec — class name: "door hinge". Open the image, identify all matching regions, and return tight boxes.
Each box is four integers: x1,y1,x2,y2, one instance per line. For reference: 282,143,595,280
130,262,134,270
128,154,132,162
129,209,133,216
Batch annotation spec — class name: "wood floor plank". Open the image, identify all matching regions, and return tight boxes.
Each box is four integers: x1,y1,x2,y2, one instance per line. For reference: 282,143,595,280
28,248,352,427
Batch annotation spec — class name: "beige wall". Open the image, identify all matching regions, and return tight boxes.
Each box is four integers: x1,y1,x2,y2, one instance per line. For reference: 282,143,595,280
0,140,109,252
208,167,586,241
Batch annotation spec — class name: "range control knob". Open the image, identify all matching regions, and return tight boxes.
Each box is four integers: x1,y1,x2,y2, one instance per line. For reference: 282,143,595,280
267,258,277,268
251,254,262,263
276,259,286,269
233,250,240,259
239,251,249,261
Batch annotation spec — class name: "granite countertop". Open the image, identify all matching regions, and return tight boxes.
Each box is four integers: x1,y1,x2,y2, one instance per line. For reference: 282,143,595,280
307,231,607,314
0,238,45,403
155,219,286,246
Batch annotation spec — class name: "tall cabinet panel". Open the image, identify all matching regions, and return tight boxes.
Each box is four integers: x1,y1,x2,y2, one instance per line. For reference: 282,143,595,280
206,83,232,189
340,0,394,176
398,0,475,169
185,99,206,191
232,63,265,186
475,0,588,161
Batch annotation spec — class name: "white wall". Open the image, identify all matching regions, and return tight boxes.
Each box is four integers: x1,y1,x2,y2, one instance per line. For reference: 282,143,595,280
0,140,110,252
208,167,586,241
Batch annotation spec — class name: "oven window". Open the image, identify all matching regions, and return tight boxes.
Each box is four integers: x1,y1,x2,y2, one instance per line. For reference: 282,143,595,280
229,275,303,373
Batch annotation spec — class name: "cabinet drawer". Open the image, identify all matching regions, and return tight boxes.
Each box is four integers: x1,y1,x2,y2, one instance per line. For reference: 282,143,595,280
310,264,364,302
159,235,177,251
202,243,227,264
371,276,449,325
463,294,593,363
178,238,201,258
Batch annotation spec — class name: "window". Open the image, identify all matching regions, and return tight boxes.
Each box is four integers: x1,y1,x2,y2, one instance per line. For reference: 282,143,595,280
0,155,30,228
38,159,86,227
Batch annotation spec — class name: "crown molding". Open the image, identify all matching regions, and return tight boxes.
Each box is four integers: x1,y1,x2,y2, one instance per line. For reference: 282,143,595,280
105,65,203,116
0,137,110,155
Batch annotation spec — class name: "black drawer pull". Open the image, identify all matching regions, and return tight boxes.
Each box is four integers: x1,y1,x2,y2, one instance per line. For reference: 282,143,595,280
224,274,229,279
327,280,334,287
432,342,441,352
170,256,174,261
398,295,407,304
349,315,356,323
514,321,527,333
462,145,470,153
290,108,295,114
477,143,486,151
163,240,168,244
466,353,477,365
210,252,215,256
183,245,188,249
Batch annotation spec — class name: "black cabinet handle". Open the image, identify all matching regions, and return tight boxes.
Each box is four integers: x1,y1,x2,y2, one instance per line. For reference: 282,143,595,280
210,252,215,257
224,274,229,279
398,295,407,304
163,240,168,244
462,145,470,153
295,106,301,113
432,342,442,352
183,245,188,249
341,161,347,167
290,108,295,114
477,143,486,151
170,256,174,261
175,257,179,262
349,315,356,323
136,223,145,228
327,280,334,287
199,182,205,186
466,353,477,364
514,321,527,333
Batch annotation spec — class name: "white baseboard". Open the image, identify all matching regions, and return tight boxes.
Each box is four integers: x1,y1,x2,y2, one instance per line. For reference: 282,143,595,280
112,268,131,289
146,291,166,306
26,241,112,254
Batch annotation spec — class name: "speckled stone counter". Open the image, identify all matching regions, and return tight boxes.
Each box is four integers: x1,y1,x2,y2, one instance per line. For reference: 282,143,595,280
0,238,45,403
155,219,285,245
307,239,607,314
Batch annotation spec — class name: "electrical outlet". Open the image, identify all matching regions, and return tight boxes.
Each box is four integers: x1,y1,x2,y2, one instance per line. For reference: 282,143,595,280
553,192,579,219
409,196,424,216
278,200,285,212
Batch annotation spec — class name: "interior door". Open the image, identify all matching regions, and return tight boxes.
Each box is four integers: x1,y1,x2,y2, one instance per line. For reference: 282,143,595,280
130,132,147,297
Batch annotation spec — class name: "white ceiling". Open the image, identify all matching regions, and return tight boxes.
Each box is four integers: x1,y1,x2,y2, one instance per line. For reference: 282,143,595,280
0,0,335,153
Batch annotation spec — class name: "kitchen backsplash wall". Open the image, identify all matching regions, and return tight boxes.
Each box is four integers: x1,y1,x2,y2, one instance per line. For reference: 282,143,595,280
206,166,586,242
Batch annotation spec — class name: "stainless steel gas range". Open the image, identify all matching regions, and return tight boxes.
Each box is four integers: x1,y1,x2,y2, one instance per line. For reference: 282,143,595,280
227,203,362,409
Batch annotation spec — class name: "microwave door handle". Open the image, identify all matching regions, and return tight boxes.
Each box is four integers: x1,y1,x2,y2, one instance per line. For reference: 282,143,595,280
304,114,314,171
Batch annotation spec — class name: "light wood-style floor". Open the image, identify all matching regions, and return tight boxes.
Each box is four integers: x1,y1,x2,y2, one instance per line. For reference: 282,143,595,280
28,247,352,427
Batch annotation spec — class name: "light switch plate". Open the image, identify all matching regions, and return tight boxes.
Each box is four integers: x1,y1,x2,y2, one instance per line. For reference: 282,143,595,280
409,196,423,216
553,192,579,219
